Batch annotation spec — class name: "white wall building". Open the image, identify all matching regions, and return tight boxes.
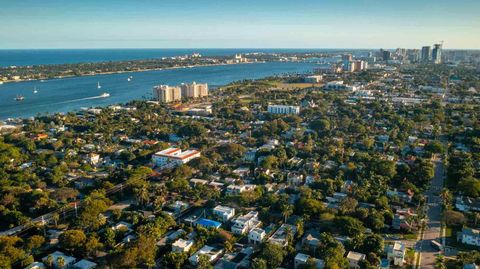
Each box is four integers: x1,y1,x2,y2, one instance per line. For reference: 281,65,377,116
248,227,266,245
347,251,366,269
152,147,200,169
386,241,406,266
189,245,223,265
267,105,300,115
172,238,194,253
213,205,235,222
231,211,261,235
294,253,325,269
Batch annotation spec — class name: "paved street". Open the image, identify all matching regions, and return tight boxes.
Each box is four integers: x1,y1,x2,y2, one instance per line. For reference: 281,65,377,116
418,160,445,268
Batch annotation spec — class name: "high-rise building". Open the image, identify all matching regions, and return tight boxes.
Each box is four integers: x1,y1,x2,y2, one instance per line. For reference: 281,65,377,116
342,54,353,62
432,44,442,64
421,46,431,62
153,85,181,103
406,49,420,63
382,50,391,62
180,82,209,98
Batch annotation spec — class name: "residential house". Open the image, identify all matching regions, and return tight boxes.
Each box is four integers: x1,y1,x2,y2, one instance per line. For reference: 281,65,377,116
190,178,209,187
385,241,406,266
172,239,194,253
232,167,251,179
226,184,256,195
73,259,97,269
294,253,325,269
42,251,76,269
213,205,235,222
268,224,297,247
287,172,304,186
248,228,266,245
231,211,261,235
346,251,365,269
220,246,253,269
302,230,321,251
189,245,223,265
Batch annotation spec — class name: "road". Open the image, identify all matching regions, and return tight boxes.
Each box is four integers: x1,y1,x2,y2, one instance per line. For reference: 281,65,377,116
417,160,445,268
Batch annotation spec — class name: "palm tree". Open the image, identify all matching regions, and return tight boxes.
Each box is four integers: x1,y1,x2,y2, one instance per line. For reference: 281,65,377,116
56,256,65,269
134,183,149,207
46,255,54,268
435,254,446,269
439,188,453,209
281,204,293,223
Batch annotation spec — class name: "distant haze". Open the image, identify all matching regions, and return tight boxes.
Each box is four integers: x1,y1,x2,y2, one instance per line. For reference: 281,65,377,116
1,0,479,49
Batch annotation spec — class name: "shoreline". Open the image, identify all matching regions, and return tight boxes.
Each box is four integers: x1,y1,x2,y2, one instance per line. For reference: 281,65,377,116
0,61,267,84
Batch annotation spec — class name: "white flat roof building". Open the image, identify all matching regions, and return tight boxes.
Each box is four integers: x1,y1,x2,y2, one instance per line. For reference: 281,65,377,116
248,227,266,245
189,245,223,265
152,147,200,169
213,205,235,222
172,238,194,253
267,105,300,115
231,211,261,235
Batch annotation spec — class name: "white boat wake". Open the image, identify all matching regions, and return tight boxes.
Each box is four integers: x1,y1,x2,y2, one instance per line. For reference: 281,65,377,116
54,94,110,105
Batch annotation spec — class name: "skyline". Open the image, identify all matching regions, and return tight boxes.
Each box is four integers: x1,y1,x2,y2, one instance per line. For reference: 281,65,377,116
1,0,480,49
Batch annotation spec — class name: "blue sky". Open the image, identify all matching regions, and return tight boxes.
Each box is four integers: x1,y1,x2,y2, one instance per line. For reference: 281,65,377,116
0,0,479,49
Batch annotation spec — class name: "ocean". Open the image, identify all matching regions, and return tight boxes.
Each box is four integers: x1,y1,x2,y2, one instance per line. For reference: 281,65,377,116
0,48,361,67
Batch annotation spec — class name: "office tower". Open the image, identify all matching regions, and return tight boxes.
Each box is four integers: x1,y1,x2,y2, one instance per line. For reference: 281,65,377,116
407,49,420,63
153,85,181,102
432,44,442,64
382,50,391,62
421,46,431,62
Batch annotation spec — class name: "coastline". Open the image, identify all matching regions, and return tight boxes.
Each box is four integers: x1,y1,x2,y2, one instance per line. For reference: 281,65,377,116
0,61,267,84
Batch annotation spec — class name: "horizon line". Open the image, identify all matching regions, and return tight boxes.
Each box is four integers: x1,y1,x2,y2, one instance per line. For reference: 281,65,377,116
1,47,479,51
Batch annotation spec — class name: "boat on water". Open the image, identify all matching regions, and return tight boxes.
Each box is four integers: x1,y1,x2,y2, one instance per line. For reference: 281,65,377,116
127,76,133,81
99,92,110,98
33,87,38,94
14,95,24,101
0,81,3,85
97,82,102,89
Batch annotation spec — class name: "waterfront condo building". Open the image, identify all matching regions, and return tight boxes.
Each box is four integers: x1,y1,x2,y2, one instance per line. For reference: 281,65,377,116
180,82,209,98
267,104,300,115
152,147,200,169
153,85,181,103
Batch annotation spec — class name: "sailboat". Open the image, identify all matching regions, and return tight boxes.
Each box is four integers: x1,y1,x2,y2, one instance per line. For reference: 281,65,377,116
97,82,102,89
127,76,133,82
33,86,38,94
14,95,24,101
